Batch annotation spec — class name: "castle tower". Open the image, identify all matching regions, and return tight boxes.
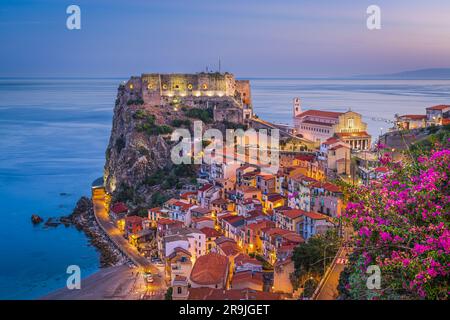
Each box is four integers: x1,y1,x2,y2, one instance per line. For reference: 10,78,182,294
293,97,302,118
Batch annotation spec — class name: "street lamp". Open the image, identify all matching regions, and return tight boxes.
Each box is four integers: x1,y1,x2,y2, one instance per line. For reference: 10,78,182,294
301,276,315,299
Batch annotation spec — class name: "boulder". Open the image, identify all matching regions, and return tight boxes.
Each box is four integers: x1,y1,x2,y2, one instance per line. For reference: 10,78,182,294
31,214,43,225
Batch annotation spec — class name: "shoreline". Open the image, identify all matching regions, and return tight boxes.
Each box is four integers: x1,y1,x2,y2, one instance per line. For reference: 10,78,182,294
40,196,135,299
67,196,132,268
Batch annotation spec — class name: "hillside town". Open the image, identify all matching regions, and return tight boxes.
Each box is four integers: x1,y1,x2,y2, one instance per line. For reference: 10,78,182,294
91,73,448,300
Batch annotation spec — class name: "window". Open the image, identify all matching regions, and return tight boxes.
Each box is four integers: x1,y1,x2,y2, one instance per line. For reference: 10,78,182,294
162,84,168,90
202,84,208,90
177,287,182,294
187,84,193,90
348,118,354,128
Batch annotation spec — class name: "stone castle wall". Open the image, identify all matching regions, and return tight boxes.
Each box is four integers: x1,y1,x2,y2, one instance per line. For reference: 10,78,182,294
125,72,252,106
124,72,252,124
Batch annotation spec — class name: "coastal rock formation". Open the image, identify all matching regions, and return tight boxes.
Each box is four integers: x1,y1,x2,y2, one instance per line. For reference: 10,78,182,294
103,73,252,206
103,84,173,203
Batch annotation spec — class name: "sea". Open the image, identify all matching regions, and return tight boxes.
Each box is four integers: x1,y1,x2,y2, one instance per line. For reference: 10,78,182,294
0,78,449,299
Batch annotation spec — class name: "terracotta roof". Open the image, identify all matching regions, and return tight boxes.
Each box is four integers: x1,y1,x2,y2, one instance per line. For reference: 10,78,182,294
188,288,284,300
262,227,291,237
214,236,236,245
235,253,263,267
221,215,245,226
281,233,304,243
302,211,330,220
217,241,240,257
278,209,306,219
256,173,275,181
192,216,214,223
165,198,179,206
399,114,427,120
190,206,211,214
200,227,222,238
173,201,194,211
168,247,192,259
190,253,229,286
148,207,161,213
322,137,341,146
296,109,343,119
246,220,275,231
111,202,128,214
302,120,334,127
180,191,197,199
231,271,263,287
157,218,183,225
125,215,143,224
312,181,341,193
329,144,349,151
426,105,450,110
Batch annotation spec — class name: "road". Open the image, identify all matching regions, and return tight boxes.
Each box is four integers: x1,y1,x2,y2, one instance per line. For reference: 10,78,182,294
314,247,349,300
92,191,166,299
314,225,352,300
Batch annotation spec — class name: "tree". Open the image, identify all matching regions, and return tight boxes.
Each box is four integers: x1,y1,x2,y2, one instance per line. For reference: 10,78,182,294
291,229,340,288
164,287,173,300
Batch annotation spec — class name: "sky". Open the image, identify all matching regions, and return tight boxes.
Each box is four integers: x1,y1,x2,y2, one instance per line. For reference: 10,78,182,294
1,0,450,77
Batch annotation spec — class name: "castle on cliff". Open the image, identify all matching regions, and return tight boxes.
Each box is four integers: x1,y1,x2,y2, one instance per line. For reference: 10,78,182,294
124,72,253,124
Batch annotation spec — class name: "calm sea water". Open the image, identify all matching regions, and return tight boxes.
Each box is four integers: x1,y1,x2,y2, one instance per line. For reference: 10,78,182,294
0,78,449,299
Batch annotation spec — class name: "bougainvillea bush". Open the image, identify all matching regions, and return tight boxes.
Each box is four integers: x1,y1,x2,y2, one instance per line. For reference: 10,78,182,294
340,141,449,300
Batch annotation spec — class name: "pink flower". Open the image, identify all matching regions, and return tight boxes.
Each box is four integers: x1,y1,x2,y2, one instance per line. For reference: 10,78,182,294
413,243,431,255
380,231,392,242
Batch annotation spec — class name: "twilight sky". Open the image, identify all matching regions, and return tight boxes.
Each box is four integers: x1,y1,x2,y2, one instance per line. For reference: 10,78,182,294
1,0,450,77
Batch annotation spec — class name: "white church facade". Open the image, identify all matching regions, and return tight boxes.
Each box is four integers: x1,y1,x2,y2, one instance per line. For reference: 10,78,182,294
292,98,371,150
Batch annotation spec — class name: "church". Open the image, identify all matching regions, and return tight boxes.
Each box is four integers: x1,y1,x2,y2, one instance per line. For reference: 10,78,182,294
292,98,371,150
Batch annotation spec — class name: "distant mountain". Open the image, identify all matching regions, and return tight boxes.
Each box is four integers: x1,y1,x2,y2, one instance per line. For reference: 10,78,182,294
353,68,450,80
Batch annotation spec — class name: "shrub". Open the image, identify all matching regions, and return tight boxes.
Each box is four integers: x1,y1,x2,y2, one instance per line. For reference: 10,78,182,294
171,119,191,127
127,98,144,105
184,107,213,123
342,142,450,299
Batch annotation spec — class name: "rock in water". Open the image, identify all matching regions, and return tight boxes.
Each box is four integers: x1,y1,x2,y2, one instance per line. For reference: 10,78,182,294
31,214,43,224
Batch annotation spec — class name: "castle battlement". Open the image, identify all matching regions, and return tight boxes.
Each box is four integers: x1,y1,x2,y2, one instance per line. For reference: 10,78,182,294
123,72,253,124
124,72,252,108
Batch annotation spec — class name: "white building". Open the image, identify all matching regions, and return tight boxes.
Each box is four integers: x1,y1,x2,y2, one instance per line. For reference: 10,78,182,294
293,98,371,150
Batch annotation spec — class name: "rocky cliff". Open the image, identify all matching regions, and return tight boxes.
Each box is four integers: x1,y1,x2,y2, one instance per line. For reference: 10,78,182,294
103,81,247,208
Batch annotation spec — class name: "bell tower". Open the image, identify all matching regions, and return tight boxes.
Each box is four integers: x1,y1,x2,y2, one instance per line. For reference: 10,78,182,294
293,97,302,118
